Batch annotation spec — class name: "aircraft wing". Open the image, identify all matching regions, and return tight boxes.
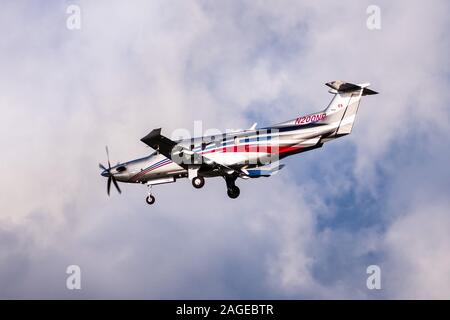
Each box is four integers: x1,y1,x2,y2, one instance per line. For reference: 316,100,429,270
140,128,242,176
140,128,178,157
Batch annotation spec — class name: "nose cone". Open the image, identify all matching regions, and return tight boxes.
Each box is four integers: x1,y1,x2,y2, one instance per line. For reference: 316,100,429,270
101,170,110,177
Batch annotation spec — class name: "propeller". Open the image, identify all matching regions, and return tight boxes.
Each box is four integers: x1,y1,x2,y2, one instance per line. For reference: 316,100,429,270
99,146,122,196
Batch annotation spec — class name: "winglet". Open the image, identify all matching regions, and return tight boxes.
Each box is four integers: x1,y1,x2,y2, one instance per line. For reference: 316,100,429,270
141,128,162,145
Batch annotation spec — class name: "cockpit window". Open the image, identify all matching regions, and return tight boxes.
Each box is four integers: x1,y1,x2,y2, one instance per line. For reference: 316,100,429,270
116,166,127,172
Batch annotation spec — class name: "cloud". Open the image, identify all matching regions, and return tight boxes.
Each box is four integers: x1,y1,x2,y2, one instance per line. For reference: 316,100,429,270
383,202,450,299
0,0,449,298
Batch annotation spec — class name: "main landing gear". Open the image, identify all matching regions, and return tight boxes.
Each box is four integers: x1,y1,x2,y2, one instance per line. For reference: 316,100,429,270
225,176,240,199
192,176,205,189
192,175,240,199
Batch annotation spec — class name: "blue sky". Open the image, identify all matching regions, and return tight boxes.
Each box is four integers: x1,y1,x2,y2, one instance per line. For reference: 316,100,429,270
0,0,449,299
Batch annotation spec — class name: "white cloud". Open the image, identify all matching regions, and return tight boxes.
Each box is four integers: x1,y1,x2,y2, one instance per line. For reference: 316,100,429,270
384,202,450,299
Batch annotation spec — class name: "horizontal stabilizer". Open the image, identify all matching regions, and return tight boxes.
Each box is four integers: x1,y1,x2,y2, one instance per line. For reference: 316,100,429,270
326,80,378,95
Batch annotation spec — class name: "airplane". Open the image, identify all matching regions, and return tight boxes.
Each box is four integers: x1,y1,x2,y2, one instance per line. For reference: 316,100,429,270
99,81,377,205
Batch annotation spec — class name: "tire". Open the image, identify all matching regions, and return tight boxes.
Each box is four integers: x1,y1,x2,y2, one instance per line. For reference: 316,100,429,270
146,195,155,205
227,186,240,199
192,176,205,189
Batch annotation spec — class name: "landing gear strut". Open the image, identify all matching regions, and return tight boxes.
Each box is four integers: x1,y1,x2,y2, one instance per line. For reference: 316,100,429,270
225,176,240,199
192,176,205,189
146,183,155,205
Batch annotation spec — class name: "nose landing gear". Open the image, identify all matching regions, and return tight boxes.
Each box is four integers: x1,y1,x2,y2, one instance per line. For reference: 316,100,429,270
146,183,155,205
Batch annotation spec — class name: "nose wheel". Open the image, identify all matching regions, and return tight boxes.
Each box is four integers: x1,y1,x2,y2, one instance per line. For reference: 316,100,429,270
146,195,155,205
145,183,156,205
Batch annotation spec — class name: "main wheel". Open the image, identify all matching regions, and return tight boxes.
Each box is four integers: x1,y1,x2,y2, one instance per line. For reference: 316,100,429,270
146,195,155,205
192,176,205,189
227,186,240,199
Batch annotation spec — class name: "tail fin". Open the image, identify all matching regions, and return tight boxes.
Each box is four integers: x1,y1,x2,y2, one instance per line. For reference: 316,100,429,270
322,81,378,135
271,81,377,131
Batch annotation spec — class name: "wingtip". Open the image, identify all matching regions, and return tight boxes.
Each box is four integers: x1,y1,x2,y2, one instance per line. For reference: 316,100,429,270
141,128,162,143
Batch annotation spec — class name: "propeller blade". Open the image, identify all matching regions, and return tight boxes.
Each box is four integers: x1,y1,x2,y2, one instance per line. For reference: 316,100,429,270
105,146,111,169
107,176,112,196
102,146,121,196
112,176,122,194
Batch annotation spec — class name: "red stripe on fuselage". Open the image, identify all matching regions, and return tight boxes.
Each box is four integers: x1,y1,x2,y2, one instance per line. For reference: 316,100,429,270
200,144,302,155
130,160,172,182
